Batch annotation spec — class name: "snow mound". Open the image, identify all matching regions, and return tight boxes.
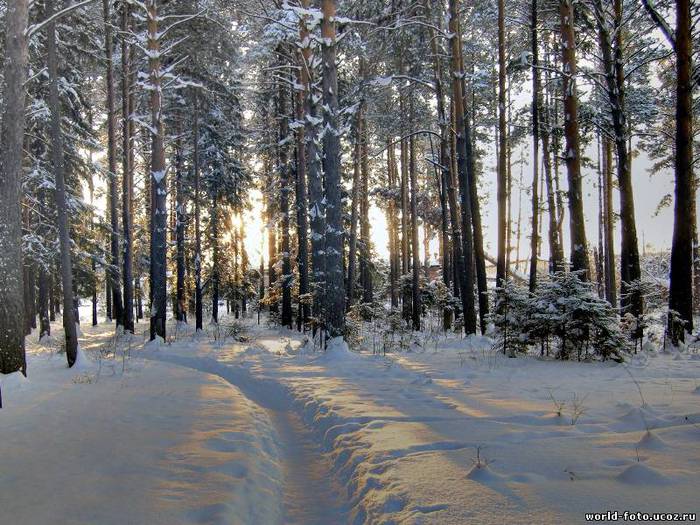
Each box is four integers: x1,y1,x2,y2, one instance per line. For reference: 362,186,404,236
321,337,360,362
71,346,93,371
144,336,165,350
241,346,265,358
466,463,502,483
616,463,669,485
637,431,667,451
0,371,29,393
616,406,666,431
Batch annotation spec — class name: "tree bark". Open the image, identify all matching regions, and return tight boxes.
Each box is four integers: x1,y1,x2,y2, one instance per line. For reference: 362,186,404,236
496,0,508,287
359,94,373,306
559,0,590,278
668,0,694,341
175,134,186,322
121,1,135,332
191,90,203,330
602,137,618,306
449,0,477,334
321,0,346,338
594,0,641,319
458,50,489,333
426,7,453,329
294,48,310,327
0,0,29,375
529,0,540,292
278,76,293,329
299,0,325,325
347,114,362,306
211,194,220,323
147,0,167,341
410,135,421,330
387,141,400,309
103,0,123,327
47,0,79,366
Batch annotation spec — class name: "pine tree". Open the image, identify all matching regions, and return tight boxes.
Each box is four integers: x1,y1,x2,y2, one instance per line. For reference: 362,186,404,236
321,0,346,338
0,0,29,376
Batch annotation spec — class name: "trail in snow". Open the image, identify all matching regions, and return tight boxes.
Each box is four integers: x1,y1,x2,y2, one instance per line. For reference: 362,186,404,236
142,343,349,525
270,409,349,525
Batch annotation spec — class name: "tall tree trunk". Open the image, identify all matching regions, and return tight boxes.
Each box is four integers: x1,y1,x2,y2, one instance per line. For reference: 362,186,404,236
86,154,98,328
106,278,112,321
597,136,606,299
359,95,373,306
267,160,278,315
278,76,293,329
410,135,421,330
47,0,79,366
299,0,325,325
426,8,453,329
529,0,540,292
496,0,508,287
347,114,362,306
240,222,248,314
103,0,123,327
175,135,186,322
541,36,565,273
23,264,35,336
38,190,51,339
560,0,590,278
602,137,618,306
193,90,203,331
295,48,310,327
121,0,135,333
0,0,29,376
387,141,399,309
668,0,694,341
400,137,412,323
594,0,641,320
321,0,346,338
38,264,51,339
211,195,219,323
459,52,489,334
147,0,167,341
449,0,477,334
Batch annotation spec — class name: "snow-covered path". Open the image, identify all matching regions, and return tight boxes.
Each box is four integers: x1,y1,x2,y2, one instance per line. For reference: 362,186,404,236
271,409,349,524
141,342,350,525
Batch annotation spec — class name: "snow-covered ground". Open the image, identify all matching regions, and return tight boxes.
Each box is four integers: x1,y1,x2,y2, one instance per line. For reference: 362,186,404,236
0,323,283,525
2,316,699,524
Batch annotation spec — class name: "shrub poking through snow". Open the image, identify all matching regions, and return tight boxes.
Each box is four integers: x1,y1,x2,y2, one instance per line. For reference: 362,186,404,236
491,272,626,361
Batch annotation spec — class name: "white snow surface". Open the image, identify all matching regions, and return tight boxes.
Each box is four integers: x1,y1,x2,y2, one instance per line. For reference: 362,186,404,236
0,323,283,525
2,316,699,524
